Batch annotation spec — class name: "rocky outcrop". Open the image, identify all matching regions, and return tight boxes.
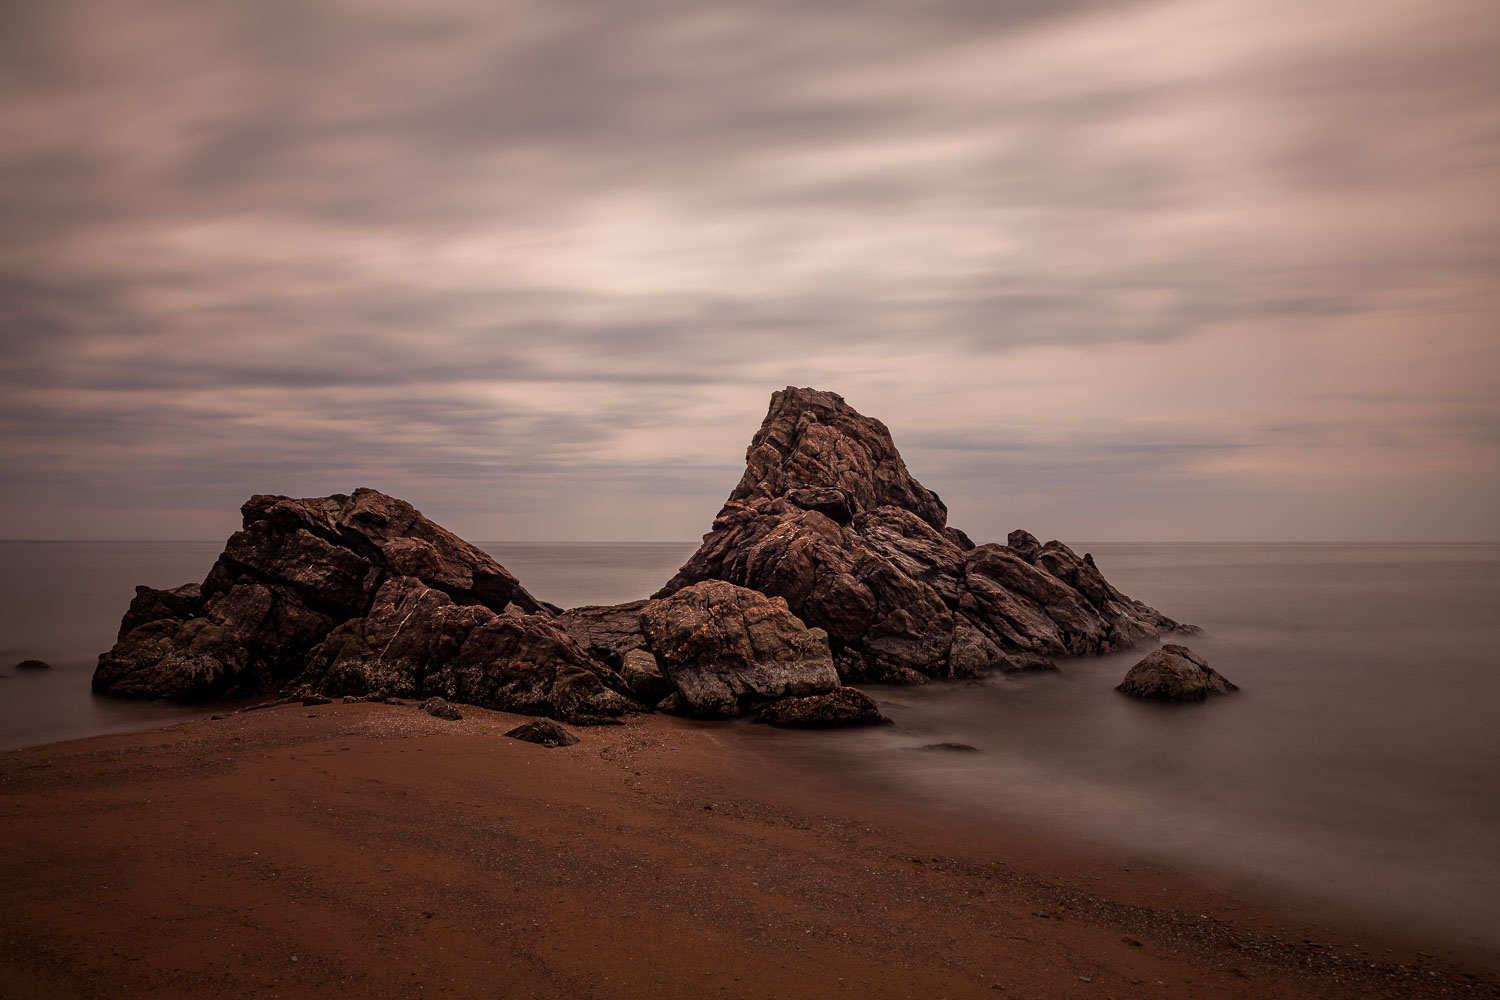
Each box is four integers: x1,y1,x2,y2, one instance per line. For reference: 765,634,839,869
90,489,636,725
640,580,839,719
657,387,1184,682
1116,644,1237,702
553,582,856,720
94,489,838,725
756,687,889,728
295,576,634,725
93,388,1192,726
117,584,202,641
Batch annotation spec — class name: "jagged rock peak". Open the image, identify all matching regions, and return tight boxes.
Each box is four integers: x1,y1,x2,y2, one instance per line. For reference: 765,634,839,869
659,388,1186,683
730,387,949,532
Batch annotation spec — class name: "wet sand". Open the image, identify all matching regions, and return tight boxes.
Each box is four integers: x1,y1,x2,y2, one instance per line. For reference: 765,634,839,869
0,702,1494,1000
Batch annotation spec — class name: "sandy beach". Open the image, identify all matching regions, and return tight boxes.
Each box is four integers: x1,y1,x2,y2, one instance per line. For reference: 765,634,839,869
0,702,1493,1000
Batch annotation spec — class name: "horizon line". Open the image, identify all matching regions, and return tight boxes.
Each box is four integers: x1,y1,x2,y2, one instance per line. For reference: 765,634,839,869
3,538,1498,545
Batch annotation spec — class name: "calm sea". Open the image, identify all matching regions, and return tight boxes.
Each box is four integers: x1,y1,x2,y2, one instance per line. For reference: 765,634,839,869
2,540,1496,949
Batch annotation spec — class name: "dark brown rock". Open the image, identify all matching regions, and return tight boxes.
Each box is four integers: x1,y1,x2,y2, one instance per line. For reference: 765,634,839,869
619,648,671,705
505,718,580,748
756,686,890,728
1116,644,1238,702
553,584,844,718
14,659,52,671
657,388,1186,682
95,488,548,703
727,387,948,531
117,584,202,641
640,580,840,719
553,600,649,668
420,696,462,720
296,577,636,725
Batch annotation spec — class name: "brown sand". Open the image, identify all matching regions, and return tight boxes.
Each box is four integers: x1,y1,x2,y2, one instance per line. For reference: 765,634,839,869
0,702,1494,1000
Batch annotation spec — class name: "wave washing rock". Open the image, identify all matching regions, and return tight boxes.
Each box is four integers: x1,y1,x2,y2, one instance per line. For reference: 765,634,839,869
756,687,889,728
656,387,1187,682
91,489,637,723
1116,644,1238,702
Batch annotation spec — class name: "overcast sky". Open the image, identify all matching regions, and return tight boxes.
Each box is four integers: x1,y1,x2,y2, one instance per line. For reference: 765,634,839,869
2,0,1496,542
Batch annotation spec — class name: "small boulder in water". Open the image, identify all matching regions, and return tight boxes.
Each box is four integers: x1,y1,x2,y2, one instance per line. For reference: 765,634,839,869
15,659,52,671
505,718,579,747
1116,644,1237,702
918,742,979,752
756,687,890,728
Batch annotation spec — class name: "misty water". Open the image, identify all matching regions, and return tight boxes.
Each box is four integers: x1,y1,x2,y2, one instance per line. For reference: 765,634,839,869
2,540,1496,949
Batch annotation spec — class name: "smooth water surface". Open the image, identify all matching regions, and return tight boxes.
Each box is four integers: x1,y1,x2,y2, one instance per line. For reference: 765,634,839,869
736,542,1500,950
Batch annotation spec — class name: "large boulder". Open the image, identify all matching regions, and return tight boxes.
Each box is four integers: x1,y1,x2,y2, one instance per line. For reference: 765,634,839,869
92,489,590,710
640,580,840,719
553,582,845,719
295,576,634,724
1116,644,1238,702
657,388,1185,682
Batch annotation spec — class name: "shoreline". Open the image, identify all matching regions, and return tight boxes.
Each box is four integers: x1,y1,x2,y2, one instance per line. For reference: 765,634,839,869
1,702,1495,999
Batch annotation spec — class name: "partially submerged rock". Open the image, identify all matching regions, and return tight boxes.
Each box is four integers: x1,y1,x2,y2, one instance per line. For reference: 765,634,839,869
1116,644,1238,702
14,659,52,671
658,387,1185,682
505,718,580,748
756,687,890,728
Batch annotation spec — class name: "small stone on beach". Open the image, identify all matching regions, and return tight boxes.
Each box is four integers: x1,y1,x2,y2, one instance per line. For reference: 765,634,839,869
420,697,462,720
505,718,579,748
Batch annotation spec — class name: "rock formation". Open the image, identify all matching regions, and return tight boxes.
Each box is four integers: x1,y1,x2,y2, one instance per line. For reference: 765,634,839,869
93,489,861,725
93,388,1190,727
552,581,888,723
639,580,840,718
657,387,1186,682
1116,644,1237,702
93,489,635,723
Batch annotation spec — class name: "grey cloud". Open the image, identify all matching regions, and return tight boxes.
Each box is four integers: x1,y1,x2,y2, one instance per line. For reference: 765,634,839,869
1,0,1497,540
